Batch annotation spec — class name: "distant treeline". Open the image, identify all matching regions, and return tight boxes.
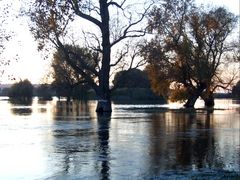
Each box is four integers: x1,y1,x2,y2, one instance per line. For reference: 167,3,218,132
0,70,165,102
1,71,239,101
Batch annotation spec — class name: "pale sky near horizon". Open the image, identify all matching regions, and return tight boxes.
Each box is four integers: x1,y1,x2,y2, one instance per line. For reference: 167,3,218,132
0,0,239,84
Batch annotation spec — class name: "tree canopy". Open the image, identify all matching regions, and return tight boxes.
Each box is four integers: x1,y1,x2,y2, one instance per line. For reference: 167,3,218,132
51,45,96,100
141,0,238,107
8,79,34,100
113,69,150,89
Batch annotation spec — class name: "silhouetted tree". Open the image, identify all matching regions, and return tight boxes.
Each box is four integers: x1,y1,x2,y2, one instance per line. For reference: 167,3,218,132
113,69,150,89
51,45,95,101
36,83,53,100
29,0,153,112
8,79,33,100
141,0,237,107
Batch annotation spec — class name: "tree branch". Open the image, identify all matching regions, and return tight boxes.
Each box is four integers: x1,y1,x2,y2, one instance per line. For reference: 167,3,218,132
110,2,153,47
69,0,102,29
55,36,99,91
107,0,127,9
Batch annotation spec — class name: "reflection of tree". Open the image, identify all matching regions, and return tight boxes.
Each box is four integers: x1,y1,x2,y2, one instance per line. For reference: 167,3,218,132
11,108,32,116
9,98,33,106
9,98,33,116
54,100,89,120
175,110,218,169
147,113,169,174
51,103,111,178
148,109,222,173
96,113,111,180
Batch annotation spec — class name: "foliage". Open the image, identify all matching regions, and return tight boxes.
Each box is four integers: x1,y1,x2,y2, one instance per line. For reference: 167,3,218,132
29,0,153,111
113,69,150,89
141,0,238,107
51,45,95,100
8,79,33,100
36,83,53,100
111,88,165,102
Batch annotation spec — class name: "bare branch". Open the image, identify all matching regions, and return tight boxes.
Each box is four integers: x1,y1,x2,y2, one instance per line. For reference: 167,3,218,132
69,0,102,28
55,36,99,91
107,0,127,10
110,46,129,67
110,2,153,47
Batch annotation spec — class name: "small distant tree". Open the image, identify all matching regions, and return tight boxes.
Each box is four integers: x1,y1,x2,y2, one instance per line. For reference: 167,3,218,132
8,79,34,100
113,69,150,89
141,0,238,107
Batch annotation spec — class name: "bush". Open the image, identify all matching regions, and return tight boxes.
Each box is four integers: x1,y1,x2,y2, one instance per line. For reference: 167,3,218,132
113,69,150,89
111,88,166,102
8,79,33,100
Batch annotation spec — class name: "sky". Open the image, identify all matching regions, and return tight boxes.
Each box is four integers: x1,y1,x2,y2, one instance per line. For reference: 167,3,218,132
0,0,239,84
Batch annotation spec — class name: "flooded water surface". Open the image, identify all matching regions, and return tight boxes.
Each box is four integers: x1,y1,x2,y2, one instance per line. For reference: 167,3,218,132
0,97,239,179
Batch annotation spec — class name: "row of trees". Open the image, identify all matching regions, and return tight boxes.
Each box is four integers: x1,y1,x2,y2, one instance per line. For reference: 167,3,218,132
28,0,238,112
0,0,238,111
6,76,239,102
5,68,153,100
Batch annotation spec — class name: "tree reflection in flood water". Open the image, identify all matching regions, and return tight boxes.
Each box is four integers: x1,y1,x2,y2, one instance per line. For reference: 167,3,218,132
0,97,239,179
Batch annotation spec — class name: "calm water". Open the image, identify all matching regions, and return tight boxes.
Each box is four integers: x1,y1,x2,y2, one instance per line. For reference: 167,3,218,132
0,97,239,179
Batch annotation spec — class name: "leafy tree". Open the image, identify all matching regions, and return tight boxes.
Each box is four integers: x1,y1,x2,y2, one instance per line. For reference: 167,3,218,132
8,79,33,100
113,69,150,89
51,45,95,101
36,83,53,100
29,0,153,112
141,0,237,107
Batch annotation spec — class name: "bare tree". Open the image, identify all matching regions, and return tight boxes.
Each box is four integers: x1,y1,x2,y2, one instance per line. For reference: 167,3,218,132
29,0,153,112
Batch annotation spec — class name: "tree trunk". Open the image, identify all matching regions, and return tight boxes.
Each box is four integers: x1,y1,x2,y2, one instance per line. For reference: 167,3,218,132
96,99,112,113
183,94,199,108
203,94,215,107
96,0,112,113
95,84,112,113
184,84,207,108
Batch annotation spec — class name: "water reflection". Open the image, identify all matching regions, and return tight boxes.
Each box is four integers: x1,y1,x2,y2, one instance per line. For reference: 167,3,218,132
0,99,239,179
54,100,90,120
11,108,32,116
9,98,33,116
96,113,111,180
9,98,33,106
146,108,239,176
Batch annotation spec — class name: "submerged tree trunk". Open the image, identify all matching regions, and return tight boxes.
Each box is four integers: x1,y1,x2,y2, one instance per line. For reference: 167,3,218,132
96,0,112,113
95,87,112,112
183,94,199,108
203,94,215,107
96,99,112,113
184,86,205,108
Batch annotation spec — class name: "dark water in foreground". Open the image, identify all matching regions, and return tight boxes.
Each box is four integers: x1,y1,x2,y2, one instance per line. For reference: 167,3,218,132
0,97,239,179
